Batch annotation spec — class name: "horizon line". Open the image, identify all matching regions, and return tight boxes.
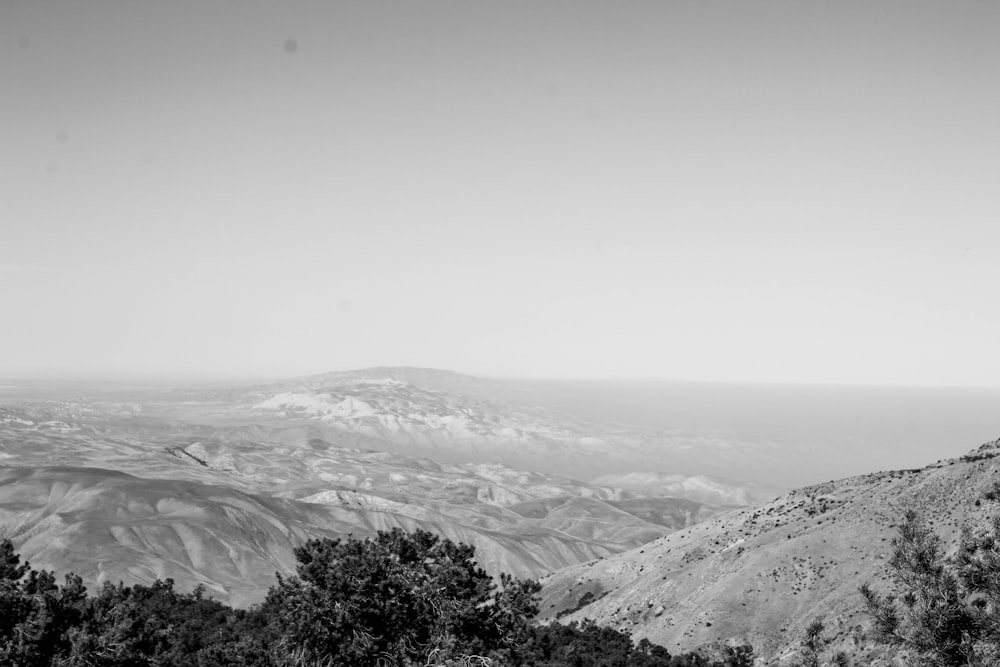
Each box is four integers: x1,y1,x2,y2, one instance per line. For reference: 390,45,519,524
1,365,999,391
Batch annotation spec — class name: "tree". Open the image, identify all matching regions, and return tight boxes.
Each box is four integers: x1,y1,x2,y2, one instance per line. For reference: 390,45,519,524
61,578,270,667
263,528,541,666
515,620,750,667
0,538,30,581
861,509,1000,666
0,539,87,667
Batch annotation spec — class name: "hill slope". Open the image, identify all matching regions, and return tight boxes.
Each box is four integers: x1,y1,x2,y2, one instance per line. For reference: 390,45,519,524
0,463,688,607
539,440,1000,664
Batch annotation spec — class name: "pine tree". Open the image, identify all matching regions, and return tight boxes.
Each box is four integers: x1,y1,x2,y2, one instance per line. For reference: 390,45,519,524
861,510,1000,666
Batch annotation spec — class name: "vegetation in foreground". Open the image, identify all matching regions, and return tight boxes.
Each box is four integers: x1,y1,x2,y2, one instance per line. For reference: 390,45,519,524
0,528,752,666
9,504,998,667
860,509,1000,666
796,504,1000,667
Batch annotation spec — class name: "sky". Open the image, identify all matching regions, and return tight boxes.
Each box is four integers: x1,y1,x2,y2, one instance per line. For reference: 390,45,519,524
3,1,1000,385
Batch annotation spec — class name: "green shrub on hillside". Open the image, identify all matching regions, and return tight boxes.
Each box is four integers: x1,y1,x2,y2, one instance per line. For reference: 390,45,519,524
862,510,1000,666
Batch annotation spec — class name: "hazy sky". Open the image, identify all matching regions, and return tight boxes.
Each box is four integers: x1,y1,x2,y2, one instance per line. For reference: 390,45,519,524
3,1,1000,385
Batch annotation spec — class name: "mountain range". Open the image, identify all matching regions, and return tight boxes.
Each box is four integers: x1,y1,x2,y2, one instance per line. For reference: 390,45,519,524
0,368,779,606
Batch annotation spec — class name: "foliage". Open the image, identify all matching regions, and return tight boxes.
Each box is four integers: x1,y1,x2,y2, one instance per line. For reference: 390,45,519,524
861,510,1000,666
981,480,1000,502
794,618,848,667
515,619,752,666
0,531,749,667
262,528,540,665
555,590,599,620
60,578,271,666
798,618,828,667
0,541,87,667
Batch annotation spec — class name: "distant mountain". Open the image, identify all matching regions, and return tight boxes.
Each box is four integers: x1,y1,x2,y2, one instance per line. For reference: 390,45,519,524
239,369,642,477
275,366,511,397
233,367,796,485
539,440,1000,663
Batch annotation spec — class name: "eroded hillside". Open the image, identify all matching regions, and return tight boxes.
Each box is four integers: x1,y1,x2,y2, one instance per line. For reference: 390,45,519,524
0,370,771,605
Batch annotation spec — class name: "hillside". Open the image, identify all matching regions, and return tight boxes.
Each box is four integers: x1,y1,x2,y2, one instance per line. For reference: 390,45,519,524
539,439,1000,664
1,463,682,607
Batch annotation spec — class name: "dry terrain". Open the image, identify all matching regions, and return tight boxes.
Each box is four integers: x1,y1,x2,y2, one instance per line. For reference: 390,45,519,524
0,368,776,606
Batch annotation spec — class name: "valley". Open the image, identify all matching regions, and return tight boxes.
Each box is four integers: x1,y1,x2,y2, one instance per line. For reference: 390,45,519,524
0,368,772,606
2,366,994,663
